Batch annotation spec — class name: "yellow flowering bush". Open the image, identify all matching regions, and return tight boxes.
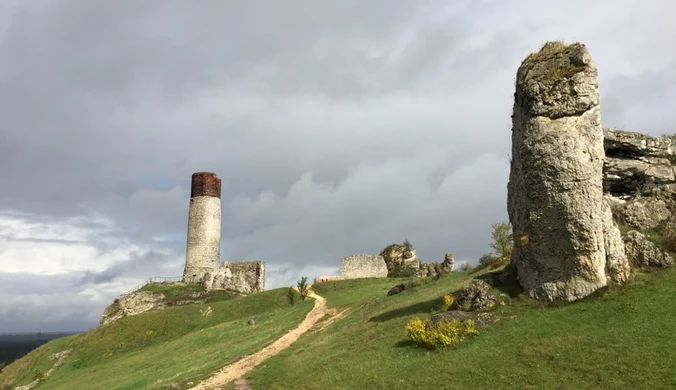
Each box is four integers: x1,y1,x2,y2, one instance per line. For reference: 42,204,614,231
404,317,478,349
442,294,454,311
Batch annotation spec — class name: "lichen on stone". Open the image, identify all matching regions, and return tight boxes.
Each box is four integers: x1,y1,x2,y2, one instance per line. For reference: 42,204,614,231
514,41,598,119
519,41,587,87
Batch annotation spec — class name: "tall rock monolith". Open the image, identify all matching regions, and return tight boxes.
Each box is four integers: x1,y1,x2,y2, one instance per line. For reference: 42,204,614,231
507,41,612,301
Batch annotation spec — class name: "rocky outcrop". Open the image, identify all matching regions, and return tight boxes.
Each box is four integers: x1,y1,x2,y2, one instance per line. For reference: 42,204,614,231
508,41,609,301
602,129,675,271
418,252,455,278
623,231,674,267
429,311,493,327
14,350,71,390
99,283,242,326
613,197,672,230
452,279,497,311
379,243,421,277
443,252,455,272
100,290,167,326
601,198,631,282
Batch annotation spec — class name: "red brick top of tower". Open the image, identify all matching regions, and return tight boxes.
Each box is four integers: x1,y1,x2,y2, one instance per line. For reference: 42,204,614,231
191,172,222,198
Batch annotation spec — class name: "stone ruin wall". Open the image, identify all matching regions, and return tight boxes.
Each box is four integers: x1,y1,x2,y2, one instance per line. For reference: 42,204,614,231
225,261,265,293
340,254,388,279
202,260,265,294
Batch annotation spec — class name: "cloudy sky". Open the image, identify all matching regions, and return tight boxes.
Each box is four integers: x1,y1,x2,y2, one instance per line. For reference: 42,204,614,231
1,0,675,333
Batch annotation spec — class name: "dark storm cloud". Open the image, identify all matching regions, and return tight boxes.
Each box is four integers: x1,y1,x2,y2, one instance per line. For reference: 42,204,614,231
1,0,676,332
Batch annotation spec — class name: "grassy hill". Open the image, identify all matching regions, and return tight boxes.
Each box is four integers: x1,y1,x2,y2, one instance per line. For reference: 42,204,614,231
2,266,676,390
0,287,313,390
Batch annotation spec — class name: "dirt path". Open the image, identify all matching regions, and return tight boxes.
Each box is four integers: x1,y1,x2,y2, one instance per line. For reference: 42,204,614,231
189,292,327,390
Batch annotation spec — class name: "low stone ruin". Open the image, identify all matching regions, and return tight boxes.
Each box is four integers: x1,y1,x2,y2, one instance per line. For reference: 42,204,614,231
340,254,388,279
202,260,265,294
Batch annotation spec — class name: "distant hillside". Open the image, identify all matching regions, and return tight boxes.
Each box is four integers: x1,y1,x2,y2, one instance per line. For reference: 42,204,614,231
0,333,78,369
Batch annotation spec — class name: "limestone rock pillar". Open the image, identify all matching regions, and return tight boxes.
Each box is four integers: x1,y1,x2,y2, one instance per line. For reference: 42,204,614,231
507,42,609,301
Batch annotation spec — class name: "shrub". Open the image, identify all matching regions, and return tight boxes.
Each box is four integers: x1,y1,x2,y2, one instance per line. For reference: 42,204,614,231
478,253,496,269
459,262,474,272
490,222,513,256
441,294,455,311
297,276,310,301
405,318,478,349
287,286,298,305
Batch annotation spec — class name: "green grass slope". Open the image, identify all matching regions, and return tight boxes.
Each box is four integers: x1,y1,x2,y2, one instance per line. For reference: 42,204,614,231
0,287,313,390
3,267,676,390
243,267,676,390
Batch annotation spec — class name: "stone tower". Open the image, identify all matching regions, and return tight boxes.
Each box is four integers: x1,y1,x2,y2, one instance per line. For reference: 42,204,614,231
183,172,222,283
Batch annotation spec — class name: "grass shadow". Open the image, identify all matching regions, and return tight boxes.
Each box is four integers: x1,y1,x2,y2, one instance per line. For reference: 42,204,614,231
368,297,441,323
393,339,417,349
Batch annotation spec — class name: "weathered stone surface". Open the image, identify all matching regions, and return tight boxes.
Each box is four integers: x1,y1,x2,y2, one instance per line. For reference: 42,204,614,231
205,261,266,293
14,350,71,390
604,128,675,160
100,291,167,326
664,218,676,252
340,254,388,279
417,259,452,278
183,195,221,284
443,252,455,272
508,41,608,301
429,311,493,327
623,230,674,267
601,198,631,283
453,279,497,311
379,244,420,277
615,197,672,230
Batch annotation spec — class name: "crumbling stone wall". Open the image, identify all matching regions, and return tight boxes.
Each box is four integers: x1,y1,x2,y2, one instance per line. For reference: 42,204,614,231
203,261,265,294
340,255,388,279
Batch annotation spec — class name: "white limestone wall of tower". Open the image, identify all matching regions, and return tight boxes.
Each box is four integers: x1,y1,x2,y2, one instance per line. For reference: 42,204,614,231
183,172,222,283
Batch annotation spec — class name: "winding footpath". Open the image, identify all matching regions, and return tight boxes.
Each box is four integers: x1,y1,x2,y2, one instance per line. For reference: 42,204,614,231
189,292,327,390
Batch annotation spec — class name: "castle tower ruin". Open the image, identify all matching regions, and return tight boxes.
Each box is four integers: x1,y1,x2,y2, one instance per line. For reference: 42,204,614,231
183,172,222,283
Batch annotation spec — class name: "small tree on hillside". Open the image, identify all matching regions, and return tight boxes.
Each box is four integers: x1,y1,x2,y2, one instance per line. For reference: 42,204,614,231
486,221,514,268
403,239,413,248
297,276,310,301
489,222,513,257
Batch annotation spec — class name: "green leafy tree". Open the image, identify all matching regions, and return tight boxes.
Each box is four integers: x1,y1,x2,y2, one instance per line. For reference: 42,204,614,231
297,276,310,301
287,286,297,305
489,222,513,257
